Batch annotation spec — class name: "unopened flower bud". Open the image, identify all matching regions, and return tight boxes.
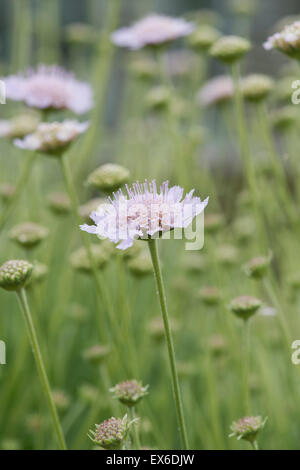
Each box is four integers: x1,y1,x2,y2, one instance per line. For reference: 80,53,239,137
0,260,33,291
89,416,132,450
198,286,221,306
127,253,153,278
188,25,220,51
86,164,130,192
205,213,225,233
216,244,239,266
182,253,207,274
9,222,48,249
0,183,15,203
229,416,267,444
47,191,71,215
79,198,106,223
70,241,113,273
272,106,298,132
65,22,98,45
28,262,48,286
241,74,274,102
244,255,271,279
228,0,258,17
145,86,171,111
79,384,99,403
130,56,157,80
52,390,70,411
83,344,111,365
229,295,262,321
210,35,251,63
110,380,149,407
208,334,227,357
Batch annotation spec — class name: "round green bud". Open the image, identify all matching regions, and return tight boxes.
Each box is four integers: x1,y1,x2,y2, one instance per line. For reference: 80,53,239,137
216,244,240,266
229,295,262,321
89,416,132,450
79,197,106,223
110,380,149,407
244,255,271,279
83,344,111,365
70,241,114,274
272,106,298,132
188,25,221,51
208,334,227,357
198,286,221,306
78,384,99,404
65,22,98,45
127,253,153,278
229,416,267,444
0,183,15,203
182,252,207,274
130,56,157,81
185,9,222,28
228,0,258,17
52,390,70,411
241,74,274,102
9,222,49,249
86,164,130,193
210,35,251,63
0,260,33,291
145,86,171,111
47,191,71,215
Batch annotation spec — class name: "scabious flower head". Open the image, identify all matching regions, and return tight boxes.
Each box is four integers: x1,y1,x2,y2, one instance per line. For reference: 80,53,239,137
0,260,33,291
47,191,71,215
89,416,132,450
230,416,267,444
9,222,49,249
3,65,93,113
241,74,274,102
110,380,149,407
229,295,262,321
80,180,208,250
86,164,130,193
0,113,40,139
83,344,111,365
14,120,89,155
210,35,251,63
79,198,106,223
197,76,234,107
111,14,194,50
264,21,300,58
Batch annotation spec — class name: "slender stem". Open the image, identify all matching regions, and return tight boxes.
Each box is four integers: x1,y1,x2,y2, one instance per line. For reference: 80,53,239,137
230,63,266,251
16,287,67,450
147,238,189,450
129,407,141,450
243,320,250,416
0,151,36,232
252,439,259,450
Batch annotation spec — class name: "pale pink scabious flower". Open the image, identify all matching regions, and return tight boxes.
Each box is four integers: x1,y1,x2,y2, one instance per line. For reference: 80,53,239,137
80,180,208,250
3,65,93,114
14,120,89,153
197,75,234,107
263,21,300,57
111,14,195,50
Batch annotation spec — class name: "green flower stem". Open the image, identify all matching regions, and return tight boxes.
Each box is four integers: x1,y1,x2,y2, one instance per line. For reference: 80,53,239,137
147,238,189,450
256,102,298,225
252,439,259,450
129,407,141,450
230,63,266,250
243,320,250,416
0,151,36,232
59,153,132,373
16,287,67,450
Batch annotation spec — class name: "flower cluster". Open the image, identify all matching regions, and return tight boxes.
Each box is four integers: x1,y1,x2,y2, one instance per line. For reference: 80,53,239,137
89,416,133,450
110,380,149,407
264,21,300,57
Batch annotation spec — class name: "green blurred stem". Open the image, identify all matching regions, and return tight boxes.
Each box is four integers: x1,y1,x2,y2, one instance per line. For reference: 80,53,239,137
0,151,36,232
16,287,67,450
243,320,250,416
230,63,265,250
252,439,259,450
129,407,141,450
147,238,189,450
